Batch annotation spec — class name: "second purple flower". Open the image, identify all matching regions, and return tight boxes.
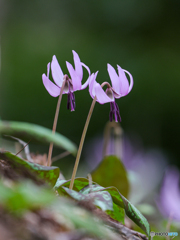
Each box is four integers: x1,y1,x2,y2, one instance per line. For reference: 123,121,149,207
89,64,133,122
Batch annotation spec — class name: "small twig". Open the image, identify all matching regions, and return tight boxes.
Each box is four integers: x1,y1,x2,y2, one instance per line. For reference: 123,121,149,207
51,151,70,163
15,139,31,157
170,237,176,240
137,232,143,240
106,219,148,240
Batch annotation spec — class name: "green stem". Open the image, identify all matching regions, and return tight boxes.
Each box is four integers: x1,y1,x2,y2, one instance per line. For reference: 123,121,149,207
47,80,66,166
69,96,97,189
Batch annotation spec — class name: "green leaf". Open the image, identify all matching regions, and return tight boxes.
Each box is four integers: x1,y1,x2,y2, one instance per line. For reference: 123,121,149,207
91,155,129,198
55,177,90,192
0,120,77,155
103,186,151,237
0,151,60,186
57,185,114,212
91,191,113,211
55,178,149,236
80,184,125,223
58,186,87,200
56,182,114,212
80,185,114,211
79,184,105,194
106,202,125,224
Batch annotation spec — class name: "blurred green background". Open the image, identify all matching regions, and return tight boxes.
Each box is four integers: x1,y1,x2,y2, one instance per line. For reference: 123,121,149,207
1,0,180,168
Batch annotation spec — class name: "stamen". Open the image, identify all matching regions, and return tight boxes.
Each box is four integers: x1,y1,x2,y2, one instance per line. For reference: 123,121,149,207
67,79,76,111
109,101,121,122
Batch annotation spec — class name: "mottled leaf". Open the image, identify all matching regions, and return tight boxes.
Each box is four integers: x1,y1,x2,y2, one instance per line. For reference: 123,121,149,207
58,186,87,200
88,191,113,211
55,177,90,192
54,178,68,189
79,184,105,194
0,151,60,186
80,184,124,223
106,202,125,224
103,186,150,237
0,120,77,155
56,183,114,212
91,155,129,198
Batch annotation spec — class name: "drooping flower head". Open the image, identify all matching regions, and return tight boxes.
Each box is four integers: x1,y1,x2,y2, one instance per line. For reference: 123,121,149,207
89,64,133,122
42,50,90,111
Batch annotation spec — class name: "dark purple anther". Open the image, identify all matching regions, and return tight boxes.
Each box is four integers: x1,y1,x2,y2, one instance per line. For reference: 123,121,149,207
67,91,75,111
109,101,121,122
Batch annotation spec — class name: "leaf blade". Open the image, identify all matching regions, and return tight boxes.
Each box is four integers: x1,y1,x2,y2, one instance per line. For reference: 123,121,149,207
91,155,129,198
103,186,151,237
0,120,77,155
0,151,60,186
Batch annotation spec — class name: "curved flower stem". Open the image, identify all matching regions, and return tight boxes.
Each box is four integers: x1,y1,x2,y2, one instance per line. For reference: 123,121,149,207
69,96,97,189
47,80,66,166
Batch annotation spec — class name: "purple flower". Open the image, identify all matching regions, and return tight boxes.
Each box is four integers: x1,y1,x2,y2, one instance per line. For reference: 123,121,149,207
42,50,90,111
89,64,133,122
156,167,180,221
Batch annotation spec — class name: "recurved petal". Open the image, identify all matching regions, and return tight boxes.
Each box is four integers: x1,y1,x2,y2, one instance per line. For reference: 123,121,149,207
51,55,64,87
81,62,91,75
95,82,113,104
89,72,98,99
81,76,90,90
81,62,91,90
117,65,130,96
72,50,83,80
66,61,81,91
107,64,120,94
123,69,133,93
42,74,60,97
47,62,50,78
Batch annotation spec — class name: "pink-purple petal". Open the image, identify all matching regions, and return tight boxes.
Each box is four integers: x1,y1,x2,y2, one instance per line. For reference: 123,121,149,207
107,64,120,94
81,62,91,90
47,62,50,78
117,65,130,96
72,50,83,80
95,82,113,104
81,76,90,90
112,88,122,99
81,62,91,75
66,61,81,91
89,72,98,99
42,74,60,97
51,55,64,87
124,69,134,93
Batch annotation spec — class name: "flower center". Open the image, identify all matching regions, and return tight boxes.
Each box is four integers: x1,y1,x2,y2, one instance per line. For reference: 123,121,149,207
106,88,114,100
109,101,121,122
